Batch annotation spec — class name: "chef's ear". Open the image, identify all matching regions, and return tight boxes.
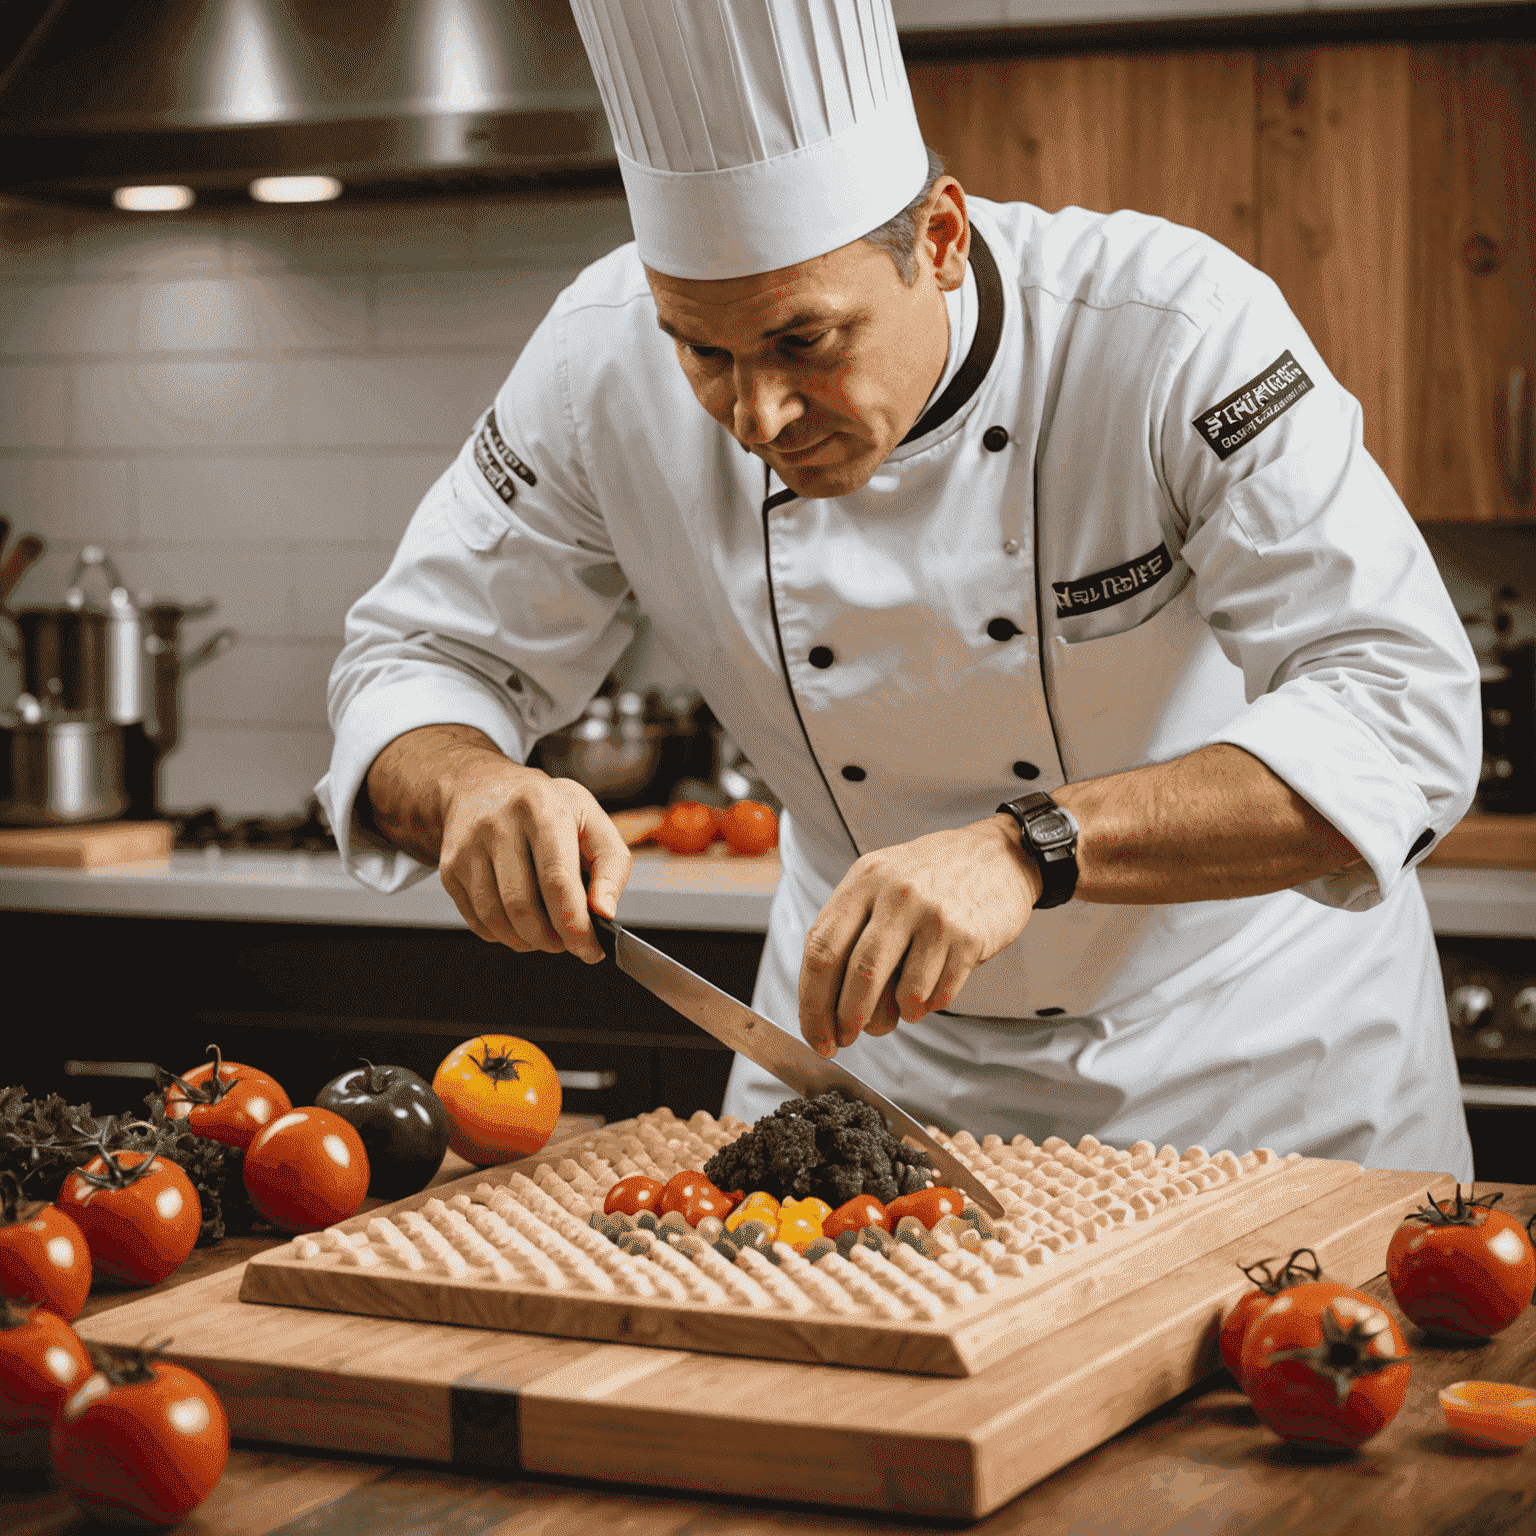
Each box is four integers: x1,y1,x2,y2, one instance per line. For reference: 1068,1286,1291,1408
923,178,969,293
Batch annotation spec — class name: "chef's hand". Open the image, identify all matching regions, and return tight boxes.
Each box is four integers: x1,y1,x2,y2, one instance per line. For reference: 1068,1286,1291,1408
799,814,1042,1056
365,724,630,963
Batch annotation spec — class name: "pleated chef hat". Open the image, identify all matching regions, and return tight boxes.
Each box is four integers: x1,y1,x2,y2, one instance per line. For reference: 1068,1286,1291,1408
570,0,929,281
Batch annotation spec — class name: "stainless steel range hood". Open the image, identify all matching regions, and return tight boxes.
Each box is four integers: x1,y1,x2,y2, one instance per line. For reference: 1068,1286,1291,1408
0,0,616,205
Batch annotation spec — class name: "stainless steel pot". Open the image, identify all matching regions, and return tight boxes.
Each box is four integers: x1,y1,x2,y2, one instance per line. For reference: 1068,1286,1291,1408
0,700,128,826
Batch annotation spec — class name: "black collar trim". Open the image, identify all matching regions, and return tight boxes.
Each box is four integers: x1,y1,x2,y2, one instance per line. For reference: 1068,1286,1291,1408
897,227,1004,448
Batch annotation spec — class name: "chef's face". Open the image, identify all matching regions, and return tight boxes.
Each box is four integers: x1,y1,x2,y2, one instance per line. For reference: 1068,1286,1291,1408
647,180,968,499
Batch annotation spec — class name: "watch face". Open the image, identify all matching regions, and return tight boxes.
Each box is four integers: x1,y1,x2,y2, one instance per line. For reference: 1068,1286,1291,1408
1028,810,1075,847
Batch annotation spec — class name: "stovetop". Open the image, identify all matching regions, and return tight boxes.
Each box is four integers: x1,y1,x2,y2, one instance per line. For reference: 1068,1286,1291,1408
171,798,337,853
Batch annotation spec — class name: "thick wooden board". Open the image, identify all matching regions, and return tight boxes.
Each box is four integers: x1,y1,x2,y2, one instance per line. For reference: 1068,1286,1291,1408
77,1163,1453,1518
0,819,173,867
238,1148,1359,1377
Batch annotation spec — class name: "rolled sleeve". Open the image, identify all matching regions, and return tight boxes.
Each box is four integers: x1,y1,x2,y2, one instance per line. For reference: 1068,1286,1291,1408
318,294,638,894
1165,275,1480,911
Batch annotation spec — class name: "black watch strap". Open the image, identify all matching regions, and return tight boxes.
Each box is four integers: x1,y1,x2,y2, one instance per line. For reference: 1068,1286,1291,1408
997,790,1080,909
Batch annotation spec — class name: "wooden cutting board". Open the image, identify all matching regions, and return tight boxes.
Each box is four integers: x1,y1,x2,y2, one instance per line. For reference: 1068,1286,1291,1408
76,1139,1451,1519
240,1144,1354,1377
0,819,173,868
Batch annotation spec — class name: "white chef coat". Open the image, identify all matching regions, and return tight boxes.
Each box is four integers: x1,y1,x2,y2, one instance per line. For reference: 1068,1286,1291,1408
319,197,1480,1181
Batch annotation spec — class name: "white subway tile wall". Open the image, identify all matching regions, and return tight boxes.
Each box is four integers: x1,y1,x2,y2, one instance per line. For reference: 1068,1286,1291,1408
0,191,635,816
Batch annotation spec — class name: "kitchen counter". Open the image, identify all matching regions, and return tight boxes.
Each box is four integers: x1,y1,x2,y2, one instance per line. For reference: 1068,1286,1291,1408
6,1173,1533,1536
4,844,1536,936
0,843,782,931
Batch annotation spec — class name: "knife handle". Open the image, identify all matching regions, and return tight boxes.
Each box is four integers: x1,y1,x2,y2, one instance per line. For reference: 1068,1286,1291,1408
585,884,619,962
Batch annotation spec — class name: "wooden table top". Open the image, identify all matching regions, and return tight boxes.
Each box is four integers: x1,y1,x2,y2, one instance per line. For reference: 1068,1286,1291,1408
5,1179,1534,1536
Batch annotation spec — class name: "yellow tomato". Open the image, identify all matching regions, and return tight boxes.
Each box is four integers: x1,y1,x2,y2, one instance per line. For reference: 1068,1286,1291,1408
432,1035,562,1166
726,1192,780,1233
776,1198,828,1253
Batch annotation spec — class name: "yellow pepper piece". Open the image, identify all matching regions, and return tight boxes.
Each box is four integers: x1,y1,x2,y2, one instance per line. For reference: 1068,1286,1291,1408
776,1199,827,1253
726,1191,780,1233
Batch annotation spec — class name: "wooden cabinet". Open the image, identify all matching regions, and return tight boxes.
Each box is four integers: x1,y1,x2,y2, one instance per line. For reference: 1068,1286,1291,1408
1408,44,1535,521
908,39,1535,523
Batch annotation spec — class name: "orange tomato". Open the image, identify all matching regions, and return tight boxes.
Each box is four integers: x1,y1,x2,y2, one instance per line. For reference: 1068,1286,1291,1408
604,1176,664,1217
659,1170,715,1216
683,1188,735,1225
884,1188,963,1229
823,1194,891,1240
776,1199,826,1252
432,1036,562,1166
652,801,722,856
720,801,779,856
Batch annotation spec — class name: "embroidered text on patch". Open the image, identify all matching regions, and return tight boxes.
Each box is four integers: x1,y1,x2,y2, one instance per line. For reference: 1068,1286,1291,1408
1053,542,1173,616
1192,349,1314,460
473,410,538,506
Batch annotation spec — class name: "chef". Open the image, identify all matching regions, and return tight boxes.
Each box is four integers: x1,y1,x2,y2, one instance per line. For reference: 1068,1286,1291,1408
319,0,1481,1181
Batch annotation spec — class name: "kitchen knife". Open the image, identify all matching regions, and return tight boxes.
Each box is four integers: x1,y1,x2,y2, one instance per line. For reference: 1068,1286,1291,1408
591,913,1005,1218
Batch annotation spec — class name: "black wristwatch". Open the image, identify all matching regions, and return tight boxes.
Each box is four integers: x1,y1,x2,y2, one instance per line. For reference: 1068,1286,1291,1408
996,791,1080,909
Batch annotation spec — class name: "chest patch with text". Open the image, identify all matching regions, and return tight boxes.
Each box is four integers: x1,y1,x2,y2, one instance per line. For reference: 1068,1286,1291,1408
1053,542,1173,616
1192,350,1314,460
472,410,538,506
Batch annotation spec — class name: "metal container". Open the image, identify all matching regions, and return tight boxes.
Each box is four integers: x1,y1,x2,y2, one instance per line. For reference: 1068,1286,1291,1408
0,708,128,826
16,605,108,715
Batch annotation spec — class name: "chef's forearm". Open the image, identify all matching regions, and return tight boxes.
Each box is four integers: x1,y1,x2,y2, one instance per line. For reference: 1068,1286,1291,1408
362,723,517,866
1049,743,1363,904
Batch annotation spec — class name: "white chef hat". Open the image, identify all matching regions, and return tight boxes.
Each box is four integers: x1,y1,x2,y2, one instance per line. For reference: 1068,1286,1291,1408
570,0,929,281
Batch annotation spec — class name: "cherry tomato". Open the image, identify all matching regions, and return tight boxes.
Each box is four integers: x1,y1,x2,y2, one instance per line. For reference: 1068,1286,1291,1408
52,1344,229,1527
824,1194,892,1240
161,1044,291,1150
1386,1186,1536,1339
1240,1281,1411,1449
60,1147,201,1287
1,1297,93,1472
884,1188,963,1229
652,801,722,855
432,1035,562,1165
726,1191,781,1233
605,1176,665,1217
243,1108,370,1234
0,1181,92,1321
682,1188,735,1225
720,800,779,856
1219,1248,1322,1386
1439,1380,1536,1450
659,1170,717,1216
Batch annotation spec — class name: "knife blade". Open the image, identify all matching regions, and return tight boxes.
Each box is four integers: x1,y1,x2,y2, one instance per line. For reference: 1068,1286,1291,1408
592,914,1004,1219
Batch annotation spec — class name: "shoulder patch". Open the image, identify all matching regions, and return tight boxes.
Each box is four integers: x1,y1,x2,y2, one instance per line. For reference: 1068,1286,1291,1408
1192,350,1314,461
472,409,538,506
1053,542,1172,616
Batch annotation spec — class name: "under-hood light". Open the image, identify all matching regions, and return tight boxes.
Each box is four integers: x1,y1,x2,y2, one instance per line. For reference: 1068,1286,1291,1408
112,185,195,211
250,175,342,203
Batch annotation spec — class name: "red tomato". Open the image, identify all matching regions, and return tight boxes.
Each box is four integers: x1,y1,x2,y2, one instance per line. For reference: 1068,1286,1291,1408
0,1297,94,1472
52,1346,229,1527
1386,1187,1536,1339
242,1108,370,1234
652,801,722,856
604,1176,665,1217
0,1199,92,1321
824,1194,892,1240
60,1149,201,1287
884,1188,963,1229
1219,1248,1322,1386
432,1035,562,1165
682,1188,735,1225
720,800,779,856
161,1044,291,1150
1240,1281,1411,1449
659,1170,716,1216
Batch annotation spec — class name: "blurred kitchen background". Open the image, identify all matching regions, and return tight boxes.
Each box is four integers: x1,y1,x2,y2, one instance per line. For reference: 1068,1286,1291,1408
1,0,1533,1172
